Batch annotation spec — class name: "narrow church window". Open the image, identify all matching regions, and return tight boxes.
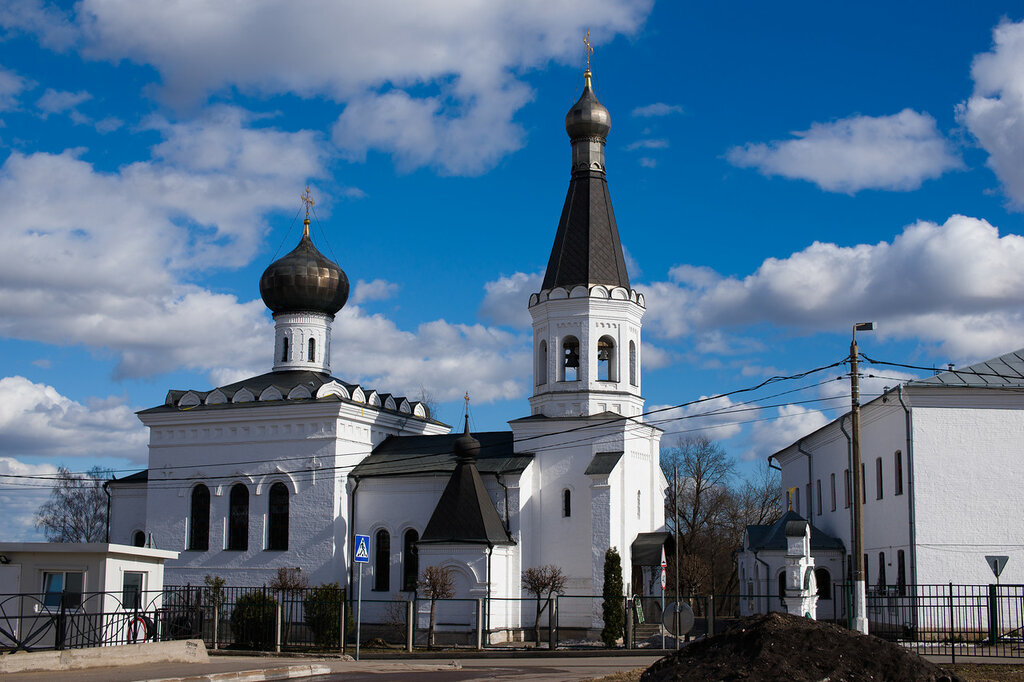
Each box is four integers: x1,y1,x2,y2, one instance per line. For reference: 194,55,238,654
815,568,831,600
267,482,289,551
308,337,316,362
403,529,419,591
562,336,579,381
830,473,836,511
875,457,883,500
815,479,822,515
374,529,390,591
629,341,637,386
896,550,906,596
133,530,146,547
538,340,548,385
189,484,210,551
878,552,886,588
281,337,289,362
777,572,786,606
228,483,249,551
597,336,616,381
562,489,571,517
894,450,903,496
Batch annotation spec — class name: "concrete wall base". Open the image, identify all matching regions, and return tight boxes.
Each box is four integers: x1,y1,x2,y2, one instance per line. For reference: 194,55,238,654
0,639,208,673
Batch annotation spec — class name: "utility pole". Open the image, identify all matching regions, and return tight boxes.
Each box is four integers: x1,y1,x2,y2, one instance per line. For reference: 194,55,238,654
850,322,874,635
674,463,680,649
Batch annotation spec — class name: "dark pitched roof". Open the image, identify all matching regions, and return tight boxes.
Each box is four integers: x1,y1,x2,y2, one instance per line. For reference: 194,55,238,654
106,470,148,486
541,172,630,291
585,451,623,476
351,431,532,478
745,510,845,552
909,348,1024,388
419,458,514,546
630,531,675,566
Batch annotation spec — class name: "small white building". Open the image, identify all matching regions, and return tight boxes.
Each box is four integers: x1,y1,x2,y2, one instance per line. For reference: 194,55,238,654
739,349,1024,629
0,543,178,650
108,65,667,639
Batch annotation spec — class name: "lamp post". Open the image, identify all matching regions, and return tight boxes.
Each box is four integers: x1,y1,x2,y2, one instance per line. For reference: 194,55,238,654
850,321,874,635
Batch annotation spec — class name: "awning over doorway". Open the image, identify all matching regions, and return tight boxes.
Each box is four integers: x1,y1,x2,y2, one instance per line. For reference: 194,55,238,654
630,531,675,566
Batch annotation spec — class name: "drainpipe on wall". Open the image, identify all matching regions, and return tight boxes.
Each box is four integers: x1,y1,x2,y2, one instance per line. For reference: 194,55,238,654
839,415,853,581
753,549,771,614
897,385,918,588
348,476,361,599
797,439,813,518
486,543,493,642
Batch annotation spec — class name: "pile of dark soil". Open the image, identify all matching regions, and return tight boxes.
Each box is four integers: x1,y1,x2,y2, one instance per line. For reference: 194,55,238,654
641,612,965,682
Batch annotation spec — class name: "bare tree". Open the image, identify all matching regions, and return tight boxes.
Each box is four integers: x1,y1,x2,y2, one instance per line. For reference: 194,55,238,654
521,565,567,646
663,436,736,556
35,466,111,542
417,565,455,648
270,567,308,645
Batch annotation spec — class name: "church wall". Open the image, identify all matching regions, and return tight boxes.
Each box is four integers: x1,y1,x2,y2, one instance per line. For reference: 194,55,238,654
108,483,148,545
911,399,1024,586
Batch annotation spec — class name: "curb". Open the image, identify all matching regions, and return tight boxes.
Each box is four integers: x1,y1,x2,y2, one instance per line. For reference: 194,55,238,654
145,663,332,682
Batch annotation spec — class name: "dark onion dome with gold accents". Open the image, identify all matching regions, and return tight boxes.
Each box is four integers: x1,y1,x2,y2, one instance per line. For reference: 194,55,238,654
259,221,350,316
452,415,481,461
564,70,611,140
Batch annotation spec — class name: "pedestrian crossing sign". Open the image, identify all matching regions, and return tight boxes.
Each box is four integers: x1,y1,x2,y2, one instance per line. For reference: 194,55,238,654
354,534,370,563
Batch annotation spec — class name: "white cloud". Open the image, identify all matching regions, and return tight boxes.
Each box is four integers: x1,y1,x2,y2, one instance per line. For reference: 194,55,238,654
959,19,1024,209
650,395,745,443
0,457,60,542
638,157,657,168
643,214,1024,362
11,1,652,175
95,116,123,133
727,109,962,193
631,103,683,117
0,106,326,379
331,306,530,405
626,138,669,151
351,278,400,305
0,0,78,50
748,404,829,461
0,66,30,111
36,88,91,117
479,271,543,328
0,376,146,460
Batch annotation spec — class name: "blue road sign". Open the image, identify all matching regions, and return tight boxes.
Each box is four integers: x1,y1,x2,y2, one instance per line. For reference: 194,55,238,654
354,534,370,563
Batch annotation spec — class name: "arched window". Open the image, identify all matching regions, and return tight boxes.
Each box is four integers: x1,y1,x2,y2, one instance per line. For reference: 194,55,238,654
308,337,316,362
878,552,887,588
562,489,571,518
189,484,210,551
896,550,906,596
537,340,548,385
132,530,146,547
597,336,616,381
267,482,289,551
778,572,787,605
629,340,637,386
227,483,249,551
281,337,289,362
561,336,579,381
374,529,390,591
815,568,831,600
402,529,419,591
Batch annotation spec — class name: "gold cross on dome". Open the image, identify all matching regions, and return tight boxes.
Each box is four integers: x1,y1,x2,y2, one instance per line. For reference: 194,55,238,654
301,186,315,219
584,29,593,70
464,391,471,409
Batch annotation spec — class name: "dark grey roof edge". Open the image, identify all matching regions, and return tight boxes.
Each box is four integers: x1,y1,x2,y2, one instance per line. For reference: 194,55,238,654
106,469,149,485
585,451,624,476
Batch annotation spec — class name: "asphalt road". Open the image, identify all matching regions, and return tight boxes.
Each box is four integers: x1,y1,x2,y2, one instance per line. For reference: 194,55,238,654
313,656,657,681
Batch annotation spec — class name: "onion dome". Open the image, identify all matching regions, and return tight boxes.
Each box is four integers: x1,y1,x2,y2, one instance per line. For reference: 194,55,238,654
564,70,611,140
453,414,480,462
259,219,350,316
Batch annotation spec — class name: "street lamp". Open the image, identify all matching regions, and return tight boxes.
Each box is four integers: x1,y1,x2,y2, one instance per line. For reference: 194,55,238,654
850,321,874,635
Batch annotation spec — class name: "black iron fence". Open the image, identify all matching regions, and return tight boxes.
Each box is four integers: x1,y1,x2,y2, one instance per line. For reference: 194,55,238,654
5,582,1020,658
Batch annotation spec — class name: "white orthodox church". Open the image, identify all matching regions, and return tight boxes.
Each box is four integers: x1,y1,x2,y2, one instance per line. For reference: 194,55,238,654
108,67,668,637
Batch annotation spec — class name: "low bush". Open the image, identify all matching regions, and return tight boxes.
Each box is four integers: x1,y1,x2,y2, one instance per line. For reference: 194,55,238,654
230,591,277,649
303,582,351,648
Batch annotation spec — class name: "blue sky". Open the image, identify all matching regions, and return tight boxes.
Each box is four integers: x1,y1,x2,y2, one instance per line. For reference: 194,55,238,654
3,1,1024,540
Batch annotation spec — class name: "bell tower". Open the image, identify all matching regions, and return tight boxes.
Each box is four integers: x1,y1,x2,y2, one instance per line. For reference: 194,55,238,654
528,66,646,418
